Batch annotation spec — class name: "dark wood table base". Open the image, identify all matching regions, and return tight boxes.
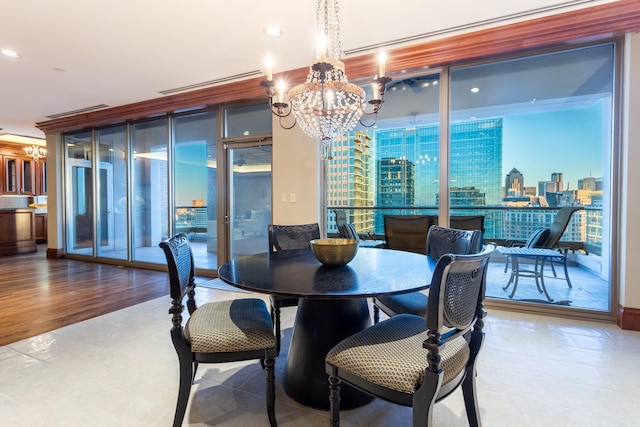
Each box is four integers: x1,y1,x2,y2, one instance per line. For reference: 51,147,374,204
283,298,375,409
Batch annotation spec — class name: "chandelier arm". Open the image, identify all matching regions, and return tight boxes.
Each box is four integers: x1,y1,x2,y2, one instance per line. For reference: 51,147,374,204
358,113,379,128
278,115,298,130
268,98,294,119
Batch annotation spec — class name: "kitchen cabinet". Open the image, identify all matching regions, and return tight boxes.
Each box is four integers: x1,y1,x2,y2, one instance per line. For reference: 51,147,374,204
0,209,37,255
4,156,35,195
35,213,47,243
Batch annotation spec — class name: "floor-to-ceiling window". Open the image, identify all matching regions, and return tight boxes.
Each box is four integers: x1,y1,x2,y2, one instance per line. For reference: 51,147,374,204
96,125,127,260
131,118,169,264
326,73,441,235
174,111,217,269
449,43,614,310
326,40,617,316
65,131,94,255
223,103,273,259
62,103,271,272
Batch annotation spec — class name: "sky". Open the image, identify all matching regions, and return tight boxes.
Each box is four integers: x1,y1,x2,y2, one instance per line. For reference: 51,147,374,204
502,101,606,190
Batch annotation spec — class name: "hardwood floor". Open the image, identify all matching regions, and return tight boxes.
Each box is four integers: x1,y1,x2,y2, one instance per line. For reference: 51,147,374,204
0,245,169,346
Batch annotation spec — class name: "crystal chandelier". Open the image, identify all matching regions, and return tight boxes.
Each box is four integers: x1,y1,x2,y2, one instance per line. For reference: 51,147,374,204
260,0,391,155
24,144,46,162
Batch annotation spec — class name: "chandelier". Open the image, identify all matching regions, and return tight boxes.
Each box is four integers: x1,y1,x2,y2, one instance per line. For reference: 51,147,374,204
24,144,46,162
260,0,391,155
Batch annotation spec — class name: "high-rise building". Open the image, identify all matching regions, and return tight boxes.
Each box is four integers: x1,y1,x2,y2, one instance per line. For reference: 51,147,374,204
325,131,375,234
373,118,503,235
505,167,524,196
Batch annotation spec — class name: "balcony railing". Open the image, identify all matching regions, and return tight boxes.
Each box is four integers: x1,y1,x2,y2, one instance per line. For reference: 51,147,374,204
327,205,602,256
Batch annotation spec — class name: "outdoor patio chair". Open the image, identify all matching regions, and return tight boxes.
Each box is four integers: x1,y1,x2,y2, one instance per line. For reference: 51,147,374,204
503,206,583,286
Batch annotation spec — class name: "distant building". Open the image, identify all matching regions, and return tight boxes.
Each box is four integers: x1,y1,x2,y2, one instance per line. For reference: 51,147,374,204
325,131,375,234
505,168,524,196
377,158,416,207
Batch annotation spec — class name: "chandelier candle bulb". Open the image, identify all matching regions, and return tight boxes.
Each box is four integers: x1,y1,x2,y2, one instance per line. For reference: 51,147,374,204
379,51,386,78
372,82,380,100
277,80,285,104
318,34,327,62
265,55,273,81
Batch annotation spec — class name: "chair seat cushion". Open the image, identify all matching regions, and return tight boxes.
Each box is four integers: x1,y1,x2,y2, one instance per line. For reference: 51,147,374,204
184,298,276,353
326,314,469,395
376,292,429,317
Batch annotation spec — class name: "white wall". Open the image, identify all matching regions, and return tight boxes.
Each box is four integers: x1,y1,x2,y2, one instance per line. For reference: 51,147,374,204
271,115,322,226
619,32,640,308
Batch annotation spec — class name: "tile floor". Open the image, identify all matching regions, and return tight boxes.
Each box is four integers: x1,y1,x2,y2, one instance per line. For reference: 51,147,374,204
1,284,639,427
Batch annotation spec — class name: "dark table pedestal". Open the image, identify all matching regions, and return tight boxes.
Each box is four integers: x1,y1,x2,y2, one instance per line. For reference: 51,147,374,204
283,298,374,409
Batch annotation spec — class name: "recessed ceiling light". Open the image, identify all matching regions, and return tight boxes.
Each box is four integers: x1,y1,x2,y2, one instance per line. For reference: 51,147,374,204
1,48,21,58
264,26,282,38
470,87,480,93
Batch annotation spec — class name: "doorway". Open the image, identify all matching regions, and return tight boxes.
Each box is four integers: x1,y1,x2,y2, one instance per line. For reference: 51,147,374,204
226,142,273,260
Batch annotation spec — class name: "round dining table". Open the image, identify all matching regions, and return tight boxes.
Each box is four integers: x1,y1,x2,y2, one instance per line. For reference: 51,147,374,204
217,247,435,409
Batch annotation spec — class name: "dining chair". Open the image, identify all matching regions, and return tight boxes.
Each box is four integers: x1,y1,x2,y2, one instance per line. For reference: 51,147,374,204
373,225,483,323
268,223,321,354
159,233,277,427
326,244,494,427
383,214,433,254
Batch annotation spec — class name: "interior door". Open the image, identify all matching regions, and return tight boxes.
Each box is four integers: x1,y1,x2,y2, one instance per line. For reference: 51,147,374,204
226,142,272,259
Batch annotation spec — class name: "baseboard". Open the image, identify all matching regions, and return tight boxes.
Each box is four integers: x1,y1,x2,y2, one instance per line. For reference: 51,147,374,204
46,248,64,259
617,305,640,331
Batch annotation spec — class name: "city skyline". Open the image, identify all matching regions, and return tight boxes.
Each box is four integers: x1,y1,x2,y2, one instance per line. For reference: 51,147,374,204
501,102,606,190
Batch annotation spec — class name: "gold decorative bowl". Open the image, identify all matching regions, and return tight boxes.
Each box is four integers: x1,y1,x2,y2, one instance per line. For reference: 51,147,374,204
310,238,359,266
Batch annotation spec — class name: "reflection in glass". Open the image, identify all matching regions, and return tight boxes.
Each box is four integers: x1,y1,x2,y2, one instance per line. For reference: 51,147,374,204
65,131,94,255
131,119,168,263
174,111,217,269
449,43,614,310
224,103,272,138
97,126,127,259
229,144,272,259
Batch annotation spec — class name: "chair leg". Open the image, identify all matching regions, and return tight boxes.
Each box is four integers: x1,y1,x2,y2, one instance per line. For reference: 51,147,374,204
264,357,277,427
505,257,520,298
373,304,380,324
274,303,282,356
329,375,341,427
562,255,572,288
412,369,440,427
462,368,481,427
174,356,194,427
192,361,199,382
503,255,510,273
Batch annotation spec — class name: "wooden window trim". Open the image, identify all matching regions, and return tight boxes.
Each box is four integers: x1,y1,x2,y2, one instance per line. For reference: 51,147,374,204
37,0,640,134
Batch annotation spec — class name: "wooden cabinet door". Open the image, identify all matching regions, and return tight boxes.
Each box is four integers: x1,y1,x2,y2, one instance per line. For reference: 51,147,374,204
3,156,35,195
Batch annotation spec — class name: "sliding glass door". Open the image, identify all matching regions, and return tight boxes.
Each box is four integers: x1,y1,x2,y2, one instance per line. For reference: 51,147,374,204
131,119,168,264
62,103,271,272
325,40,617,316
174,111,217,270
227,143,272,259
449,43,614,311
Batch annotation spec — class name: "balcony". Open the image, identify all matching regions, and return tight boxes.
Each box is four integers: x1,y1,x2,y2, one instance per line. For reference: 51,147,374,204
328,206,609,313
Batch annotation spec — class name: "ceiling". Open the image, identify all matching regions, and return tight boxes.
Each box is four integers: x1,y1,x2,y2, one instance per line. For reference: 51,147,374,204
0,0,615,140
